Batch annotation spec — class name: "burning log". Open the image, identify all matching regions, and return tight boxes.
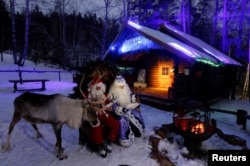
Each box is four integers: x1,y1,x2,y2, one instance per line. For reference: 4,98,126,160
171,100,217,152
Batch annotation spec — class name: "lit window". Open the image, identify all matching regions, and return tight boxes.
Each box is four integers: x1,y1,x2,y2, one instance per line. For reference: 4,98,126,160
162,67,168,75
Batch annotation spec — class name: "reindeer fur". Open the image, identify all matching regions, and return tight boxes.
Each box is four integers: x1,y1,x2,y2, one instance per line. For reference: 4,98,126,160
2,92,98,160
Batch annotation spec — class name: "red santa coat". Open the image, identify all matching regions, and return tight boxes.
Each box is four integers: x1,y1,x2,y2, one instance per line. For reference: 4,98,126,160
87,80,119,145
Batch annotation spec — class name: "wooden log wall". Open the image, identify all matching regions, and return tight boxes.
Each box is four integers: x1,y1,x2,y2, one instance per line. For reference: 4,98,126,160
147,59,174,89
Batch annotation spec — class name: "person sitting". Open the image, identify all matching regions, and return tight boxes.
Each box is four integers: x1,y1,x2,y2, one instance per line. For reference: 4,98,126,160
108,75,145,147
79,78,119,158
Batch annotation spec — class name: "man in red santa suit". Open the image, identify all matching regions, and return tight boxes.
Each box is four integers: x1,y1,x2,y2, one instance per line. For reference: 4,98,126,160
108,75,145,147
84,79,119,158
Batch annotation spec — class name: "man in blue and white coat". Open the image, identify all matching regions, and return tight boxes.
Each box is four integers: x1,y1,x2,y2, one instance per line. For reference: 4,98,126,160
108,75,145,147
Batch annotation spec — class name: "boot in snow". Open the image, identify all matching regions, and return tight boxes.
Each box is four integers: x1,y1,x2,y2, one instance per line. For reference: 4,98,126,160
98,144,107,158
105,140,112,153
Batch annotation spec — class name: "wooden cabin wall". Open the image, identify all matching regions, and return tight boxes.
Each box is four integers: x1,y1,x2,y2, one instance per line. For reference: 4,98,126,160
187,63,236,100
115,52,238,101
148,64,158,87
147,59,174,89
170,60,192,99
178,60,191,75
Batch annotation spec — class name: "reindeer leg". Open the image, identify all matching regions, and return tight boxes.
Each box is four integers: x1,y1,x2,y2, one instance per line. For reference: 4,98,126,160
52,124,68,160
2,112,21,152
31,124,43,138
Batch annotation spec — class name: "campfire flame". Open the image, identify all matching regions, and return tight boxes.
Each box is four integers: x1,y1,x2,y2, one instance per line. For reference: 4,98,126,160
191,122,205,134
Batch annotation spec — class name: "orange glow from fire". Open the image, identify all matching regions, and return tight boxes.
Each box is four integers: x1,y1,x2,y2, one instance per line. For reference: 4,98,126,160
174,118,206,135
191,123,205,134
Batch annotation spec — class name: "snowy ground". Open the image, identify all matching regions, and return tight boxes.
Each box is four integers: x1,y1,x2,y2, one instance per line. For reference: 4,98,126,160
0,53,250,166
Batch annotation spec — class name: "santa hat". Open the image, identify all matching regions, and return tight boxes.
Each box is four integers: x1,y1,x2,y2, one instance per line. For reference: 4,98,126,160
114,75,126,87
88,79,106,92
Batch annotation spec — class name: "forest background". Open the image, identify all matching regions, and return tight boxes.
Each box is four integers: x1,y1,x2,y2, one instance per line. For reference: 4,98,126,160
0,0,249,71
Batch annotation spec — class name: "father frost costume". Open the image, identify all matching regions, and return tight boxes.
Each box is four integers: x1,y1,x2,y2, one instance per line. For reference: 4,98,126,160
108,75,145,147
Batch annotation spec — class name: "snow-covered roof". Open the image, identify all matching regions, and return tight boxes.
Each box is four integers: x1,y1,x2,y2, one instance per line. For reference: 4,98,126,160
159,24,242,66
104,21,242,67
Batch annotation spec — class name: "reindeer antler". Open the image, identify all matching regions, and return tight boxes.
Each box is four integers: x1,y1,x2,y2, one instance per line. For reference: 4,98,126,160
92,69,108,85
79,73,88,99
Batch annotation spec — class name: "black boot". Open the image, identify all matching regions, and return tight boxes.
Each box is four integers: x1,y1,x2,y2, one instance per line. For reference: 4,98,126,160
105,140,112,153
98,144,107,158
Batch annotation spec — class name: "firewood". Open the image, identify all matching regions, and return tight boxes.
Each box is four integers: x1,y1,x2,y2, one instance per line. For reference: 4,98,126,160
222,134,247,147
216,128,248,148
161,123,176,132
154,127,168,138
149,136,161,152
150,151,176,166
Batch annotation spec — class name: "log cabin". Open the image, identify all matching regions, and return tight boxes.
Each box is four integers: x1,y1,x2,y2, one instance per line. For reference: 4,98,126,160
103,21,242,101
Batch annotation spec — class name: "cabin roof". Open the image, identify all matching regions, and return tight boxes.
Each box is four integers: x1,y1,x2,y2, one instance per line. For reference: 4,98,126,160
104,21,241,67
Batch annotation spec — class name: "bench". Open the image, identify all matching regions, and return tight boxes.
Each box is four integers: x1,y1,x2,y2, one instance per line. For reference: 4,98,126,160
9,79,49,92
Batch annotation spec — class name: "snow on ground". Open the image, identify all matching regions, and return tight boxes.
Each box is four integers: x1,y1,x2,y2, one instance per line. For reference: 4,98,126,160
0,53,250,166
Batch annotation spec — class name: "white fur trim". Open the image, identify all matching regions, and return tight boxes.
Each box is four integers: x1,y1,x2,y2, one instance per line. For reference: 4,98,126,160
128,130,135,143
131,93,138,103
90,119,100,127
127,113,144,136
115,106,124,115
119,139,131,147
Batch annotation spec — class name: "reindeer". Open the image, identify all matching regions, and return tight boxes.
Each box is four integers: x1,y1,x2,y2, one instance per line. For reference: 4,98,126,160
2,92,99,160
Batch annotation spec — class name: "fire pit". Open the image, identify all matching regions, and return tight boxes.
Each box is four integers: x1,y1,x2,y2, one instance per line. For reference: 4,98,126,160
172,100,216,152
149,100,248,163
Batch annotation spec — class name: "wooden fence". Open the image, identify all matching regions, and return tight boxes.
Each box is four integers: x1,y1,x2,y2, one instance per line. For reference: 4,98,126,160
0,70,65,81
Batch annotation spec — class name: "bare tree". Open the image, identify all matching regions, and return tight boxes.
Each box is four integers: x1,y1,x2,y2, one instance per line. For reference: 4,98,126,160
235,0,247,59
87,0,120,59
9,0,17,63
211,0,219,46
53,0,70,68
102,0,121,58
222,0,228,53
17,0,30,66
101,0,111,58
0,0,8,61
181,0,191,33
68,0,80,68
120,0,128,21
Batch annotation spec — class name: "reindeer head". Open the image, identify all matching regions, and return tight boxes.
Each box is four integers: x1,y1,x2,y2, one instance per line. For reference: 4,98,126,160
81,99,100,127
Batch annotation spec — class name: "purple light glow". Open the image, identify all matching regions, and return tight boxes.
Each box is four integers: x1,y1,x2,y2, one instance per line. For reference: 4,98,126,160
203,48,231,64
128,21,142,29
128,21,215,61
125,21,232,67
168,42,196,58
161,24,242,66
119,36,156,53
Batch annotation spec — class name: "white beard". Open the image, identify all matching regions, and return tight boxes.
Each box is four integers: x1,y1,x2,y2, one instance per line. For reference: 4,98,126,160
88,83,106,101
109,83,132,107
